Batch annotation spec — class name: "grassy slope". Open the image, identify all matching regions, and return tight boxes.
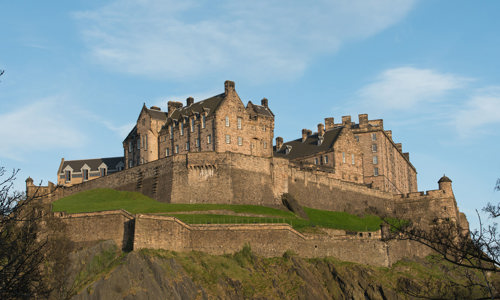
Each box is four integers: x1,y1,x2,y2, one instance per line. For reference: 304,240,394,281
52,188,382,232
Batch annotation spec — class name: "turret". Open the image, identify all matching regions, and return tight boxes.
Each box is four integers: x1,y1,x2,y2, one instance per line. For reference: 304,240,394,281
438,175,453,195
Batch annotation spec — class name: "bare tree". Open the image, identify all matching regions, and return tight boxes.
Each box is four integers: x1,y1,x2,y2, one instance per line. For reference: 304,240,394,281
0,167,73,299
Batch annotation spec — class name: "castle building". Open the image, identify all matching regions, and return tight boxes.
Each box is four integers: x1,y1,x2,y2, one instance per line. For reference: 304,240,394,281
274,114,418,194
57,157,124,187
123,80,274,168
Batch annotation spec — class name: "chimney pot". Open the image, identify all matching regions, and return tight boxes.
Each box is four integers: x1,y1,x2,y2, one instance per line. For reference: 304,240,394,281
186,97,194,106
261,98,268,107
224,80,235,95
318,123,325,137
276,137,283,150
325,117,334,130
342,116,352,128
302,129,310,142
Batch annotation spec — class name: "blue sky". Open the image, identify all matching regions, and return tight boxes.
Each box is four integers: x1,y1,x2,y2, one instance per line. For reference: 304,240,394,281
1,1,499,229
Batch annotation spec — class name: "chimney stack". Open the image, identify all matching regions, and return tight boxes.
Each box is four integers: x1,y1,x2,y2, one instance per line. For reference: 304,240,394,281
358,114,368,128
318,123,325,137
224,80,235,95
186,97,194,106
342,116,352,128
261,98,268,107
324,117,334,130
302,129,312,142
276,137,283,150
167,101,183,117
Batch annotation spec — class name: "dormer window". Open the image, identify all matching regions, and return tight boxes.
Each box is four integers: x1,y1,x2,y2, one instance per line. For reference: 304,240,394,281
100,168,107,177
285,145,292,155
65,170,71,182
317,136,324,146
83,169,89,181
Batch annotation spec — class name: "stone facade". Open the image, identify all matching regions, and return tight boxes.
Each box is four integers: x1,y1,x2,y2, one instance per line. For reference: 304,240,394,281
275,114,418,194
56,157,124,187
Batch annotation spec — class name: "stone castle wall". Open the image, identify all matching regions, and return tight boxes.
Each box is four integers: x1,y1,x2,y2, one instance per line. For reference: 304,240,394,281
54,211,431,267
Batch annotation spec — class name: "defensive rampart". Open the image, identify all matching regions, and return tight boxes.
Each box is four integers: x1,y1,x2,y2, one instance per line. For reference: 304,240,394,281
55,211,431,267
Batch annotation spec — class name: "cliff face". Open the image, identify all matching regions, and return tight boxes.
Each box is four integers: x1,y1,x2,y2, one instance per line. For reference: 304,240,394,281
64,241,493,300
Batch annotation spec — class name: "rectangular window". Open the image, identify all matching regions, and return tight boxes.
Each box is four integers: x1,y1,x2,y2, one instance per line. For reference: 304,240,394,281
237,117,242,130
374,167,379,176
166,148,170,156
99,168,107,177
169,125,173,139
142,136,144,148
186,142,190,151
202,115,206,128
65,170,71,182
128,141,132,153
191,118,195,132
137,139,140,150
180,123,184,136
351,154,355,165
175,145,179,154
372,144,377,152
371,133,377,141
238,136,242,146
83,169,89,181
129,160,133,168
263,141,267,149
145,135,148,150
225,116,230,127
225,134,231,144
373,155,378,164
196,138,200,148
207,135,212,144
342,152,346,163
324,155,328,164
315,158,319,165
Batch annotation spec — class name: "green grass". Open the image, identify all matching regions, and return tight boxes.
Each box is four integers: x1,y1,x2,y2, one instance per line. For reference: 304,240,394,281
52,188,294,217
53,188,383,232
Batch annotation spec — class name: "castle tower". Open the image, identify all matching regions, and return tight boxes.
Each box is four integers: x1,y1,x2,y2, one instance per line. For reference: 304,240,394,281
438,175,453,195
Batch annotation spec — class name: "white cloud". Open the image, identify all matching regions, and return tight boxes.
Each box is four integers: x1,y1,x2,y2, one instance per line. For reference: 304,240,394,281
74,0,416,81
357,67,468,111
454,87,500,137
0,98,86,160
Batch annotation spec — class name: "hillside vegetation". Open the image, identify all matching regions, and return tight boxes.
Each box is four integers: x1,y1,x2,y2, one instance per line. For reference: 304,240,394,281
52,188,382,231
65,241,494,299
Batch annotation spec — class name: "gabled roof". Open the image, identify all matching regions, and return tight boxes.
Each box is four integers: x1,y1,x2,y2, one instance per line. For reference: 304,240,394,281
59,157,124,173
274,127,343,159
124,125,138,141
166,93,225,125
139,104,168,122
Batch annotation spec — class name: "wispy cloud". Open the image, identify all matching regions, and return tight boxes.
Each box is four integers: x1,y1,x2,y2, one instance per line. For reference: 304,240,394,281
453,87,500,137
357,67,468,111
74,0,416,81
0,97,86,160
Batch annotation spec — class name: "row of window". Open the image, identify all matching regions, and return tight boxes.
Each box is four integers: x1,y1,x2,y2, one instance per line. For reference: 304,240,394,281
354,133,377,142
64,168,109,182
342,152,356,165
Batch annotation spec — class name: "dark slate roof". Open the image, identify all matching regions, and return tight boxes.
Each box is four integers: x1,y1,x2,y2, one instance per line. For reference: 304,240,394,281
59,157,124,173
124,125,138,141
147,107,168,121
438,175,452,183
247,101,274,117
274,127,343,159
166,94,225,125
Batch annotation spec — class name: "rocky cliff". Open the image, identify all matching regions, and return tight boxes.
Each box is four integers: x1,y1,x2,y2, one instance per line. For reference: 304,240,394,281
56,241,495,300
